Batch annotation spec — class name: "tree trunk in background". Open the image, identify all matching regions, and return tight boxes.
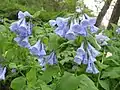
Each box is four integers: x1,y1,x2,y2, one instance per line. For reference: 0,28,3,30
95,0,112,27
107,0,120,29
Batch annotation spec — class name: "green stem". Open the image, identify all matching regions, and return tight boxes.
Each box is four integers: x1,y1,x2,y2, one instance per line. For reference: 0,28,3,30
97,47,105,88
113,81,120,90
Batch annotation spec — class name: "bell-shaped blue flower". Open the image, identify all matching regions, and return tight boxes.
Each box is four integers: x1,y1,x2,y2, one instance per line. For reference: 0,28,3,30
65,22,76,40
27,22,33,36
55,25,69,38
30,40,46,57
81,19,89,27
56,17,69,28
38,57,46,67
0,67,6,80
82,14,98,34
9,19,23,33
82,52,88,64
90,26,98,34
72,23,87,37
47,51,57,65
95,33,110,46
18,18,28,37
18,11,32,19
87,42,100,58
14,36,31,48
74,42,86,64
86,62,99,74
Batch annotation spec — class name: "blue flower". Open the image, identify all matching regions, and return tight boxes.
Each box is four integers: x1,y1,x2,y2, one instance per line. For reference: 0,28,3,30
14,36,31,48
18,18,28,37
38,57,46,67
81,19,89,27
18,11,32,19
29,40,46,57
27,22,33,36
82,14,98,34
95,33,110,46
9,19,22,33
47,51,57,65
86,62,99,74
65,22,76,40
49,20,56,27
87,42,100,58
49,17,71,39
55,25,69,38
72,24,87,36
10,18,32,37
0,67,6,80
82,52,88,64
90,26,98,34
74,42,86,64
56,17,69,28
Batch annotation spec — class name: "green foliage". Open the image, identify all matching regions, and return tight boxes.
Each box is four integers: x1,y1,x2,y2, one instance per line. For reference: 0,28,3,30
11,76,26,90
1,1,120,90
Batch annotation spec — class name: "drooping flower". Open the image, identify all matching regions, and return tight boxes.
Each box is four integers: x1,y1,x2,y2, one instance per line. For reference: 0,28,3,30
95,33,110,46
47,51,57,65
86,61,99,74
10,19,32,38
87,42,100,58
49,17,71,39
18,11,32,19
65,22,76,40
74,42,86,64
56,17,69,28
38,57,46,67
0,67,6,80
9,19,23,33
18,18,28,37
82,52,88,64
72,23,87,36
29,40,46,57
14,36,31,48
86,44,99,74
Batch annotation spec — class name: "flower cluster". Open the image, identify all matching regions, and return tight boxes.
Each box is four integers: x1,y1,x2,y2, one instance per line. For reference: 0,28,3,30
74,42,99,74
10,11,57,70
49,14,98,40
49,14,100,74
10,11,32,48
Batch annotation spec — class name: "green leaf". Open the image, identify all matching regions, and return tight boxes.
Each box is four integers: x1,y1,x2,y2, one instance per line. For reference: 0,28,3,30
33,11,41,18
39,65,59,83
87,35,101,50
0,25,6,32
101,67,120,78
26,68,37,87
9,63,17,69
99,79,110,90
78,74,98,90
41,84,52,90
96,61,109,70
56,72,80,90
42,36,49,45
48,33,60,51
11,76,26,90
